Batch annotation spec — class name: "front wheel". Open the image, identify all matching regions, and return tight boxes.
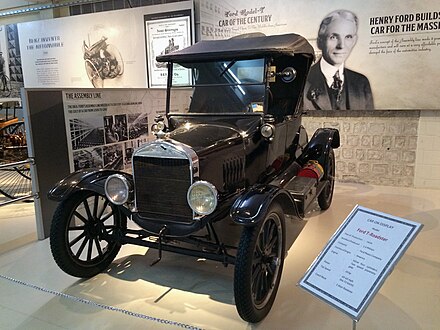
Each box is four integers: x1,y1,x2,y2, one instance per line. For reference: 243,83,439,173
318,148,335,210
234,203,285,323
50,191,126,278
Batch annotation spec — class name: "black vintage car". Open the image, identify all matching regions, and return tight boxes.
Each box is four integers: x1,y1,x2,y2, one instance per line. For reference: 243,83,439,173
48,33,339,323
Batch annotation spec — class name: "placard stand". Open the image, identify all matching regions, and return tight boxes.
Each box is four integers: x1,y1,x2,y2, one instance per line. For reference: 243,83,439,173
298,205,423,324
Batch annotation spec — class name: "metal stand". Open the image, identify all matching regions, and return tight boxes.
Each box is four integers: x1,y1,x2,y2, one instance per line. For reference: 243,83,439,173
352,319,357,330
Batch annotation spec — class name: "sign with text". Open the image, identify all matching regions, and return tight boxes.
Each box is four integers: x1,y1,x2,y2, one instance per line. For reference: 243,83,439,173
17,1,193,89
298,205,423,320
61,88,191,173
197,0,440,109
144,9,192,88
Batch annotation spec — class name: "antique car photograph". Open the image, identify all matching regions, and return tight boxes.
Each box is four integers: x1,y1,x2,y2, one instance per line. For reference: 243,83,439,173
48,33,340,323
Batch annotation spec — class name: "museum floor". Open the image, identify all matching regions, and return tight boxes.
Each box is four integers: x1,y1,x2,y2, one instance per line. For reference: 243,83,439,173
0,182,439,330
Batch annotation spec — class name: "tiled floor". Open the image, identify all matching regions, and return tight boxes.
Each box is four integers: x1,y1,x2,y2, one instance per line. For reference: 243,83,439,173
0,183,439,329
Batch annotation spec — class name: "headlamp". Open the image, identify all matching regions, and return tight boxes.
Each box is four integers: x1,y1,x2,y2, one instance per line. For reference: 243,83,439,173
104,174,132,205
187,181,218,215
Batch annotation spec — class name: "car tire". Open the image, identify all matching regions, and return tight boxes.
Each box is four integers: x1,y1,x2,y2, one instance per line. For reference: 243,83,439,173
50,191,126,278
318,148,335,210
234,203,285,323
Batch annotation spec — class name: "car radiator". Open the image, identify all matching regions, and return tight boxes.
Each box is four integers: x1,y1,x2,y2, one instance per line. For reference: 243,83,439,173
133,156,193,223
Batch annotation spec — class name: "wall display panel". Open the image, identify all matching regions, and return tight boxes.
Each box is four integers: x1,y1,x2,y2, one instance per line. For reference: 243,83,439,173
62,88,192,173
196,0,440,110
23,87,191,238
17,1,194,89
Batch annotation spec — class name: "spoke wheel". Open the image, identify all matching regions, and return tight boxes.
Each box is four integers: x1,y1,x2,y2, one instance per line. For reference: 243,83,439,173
0,121,30,199
0,165,31,199
318,148,335,210
50,191,126,278
234,203,285,323
85,59,103,88
106,44,124,76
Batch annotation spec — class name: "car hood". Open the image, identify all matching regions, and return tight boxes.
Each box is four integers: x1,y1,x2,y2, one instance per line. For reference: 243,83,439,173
168,123,250,154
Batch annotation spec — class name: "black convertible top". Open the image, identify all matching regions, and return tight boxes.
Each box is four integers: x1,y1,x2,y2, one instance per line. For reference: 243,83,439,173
156,33,315,63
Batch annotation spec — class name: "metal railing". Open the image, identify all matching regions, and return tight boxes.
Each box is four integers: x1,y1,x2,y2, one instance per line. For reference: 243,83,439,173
0,158,37,207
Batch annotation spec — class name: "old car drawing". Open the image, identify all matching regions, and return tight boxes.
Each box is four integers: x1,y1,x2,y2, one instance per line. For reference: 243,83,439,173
48,33,340,323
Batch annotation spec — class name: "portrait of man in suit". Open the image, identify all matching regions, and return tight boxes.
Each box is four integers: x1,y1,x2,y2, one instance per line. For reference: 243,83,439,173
303,10,374,110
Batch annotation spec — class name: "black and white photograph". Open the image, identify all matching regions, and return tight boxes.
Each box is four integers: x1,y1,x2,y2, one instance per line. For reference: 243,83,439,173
123,140,137,168
72,147,103,171
102,143,123,170
114,114,128,141
69,117,105,150
0,24,23,100
303,10,374,110
104,114,128,144
127,112,149,139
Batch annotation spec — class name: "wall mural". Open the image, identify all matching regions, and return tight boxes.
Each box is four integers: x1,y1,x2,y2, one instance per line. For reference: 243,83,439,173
11,0,440,110
62,88,191,172
196,0,440,110
16,1,194,89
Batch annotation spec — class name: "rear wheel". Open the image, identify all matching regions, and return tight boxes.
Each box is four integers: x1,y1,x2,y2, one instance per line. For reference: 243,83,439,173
234,203,285,323
50,191,126,278
318,148,335,210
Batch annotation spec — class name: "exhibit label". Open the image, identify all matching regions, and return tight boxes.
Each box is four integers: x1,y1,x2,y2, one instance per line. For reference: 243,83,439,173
298,205,423,320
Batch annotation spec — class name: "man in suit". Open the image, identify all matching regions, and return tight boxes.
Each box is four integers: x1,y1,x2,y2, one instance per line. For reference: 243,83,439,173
303,10,374,110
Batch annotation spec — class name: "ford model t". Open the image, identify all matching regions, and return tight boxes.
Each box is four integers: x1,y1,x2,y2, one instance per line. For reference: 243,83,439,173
49,33,339,323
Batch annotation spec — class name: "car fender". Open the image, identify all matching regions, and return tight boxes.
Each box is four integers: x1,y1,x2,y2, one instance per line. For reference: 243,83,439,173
230,184,300,226
48,168,133,201
298,127,340,167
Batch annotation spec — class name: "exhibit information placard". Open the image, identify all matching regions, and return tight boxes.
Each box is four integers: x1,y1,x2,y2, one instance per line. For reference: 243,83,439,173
298,205,423,321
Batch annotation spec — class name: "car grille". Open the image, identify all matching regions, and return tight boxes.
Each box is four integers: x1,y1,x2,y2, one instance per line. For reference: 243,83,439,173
133,156,193,223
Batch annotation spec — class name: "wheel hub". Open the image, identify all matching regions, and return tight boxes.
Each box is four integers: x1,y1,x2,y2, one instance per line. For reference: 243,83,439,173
85,219,102,237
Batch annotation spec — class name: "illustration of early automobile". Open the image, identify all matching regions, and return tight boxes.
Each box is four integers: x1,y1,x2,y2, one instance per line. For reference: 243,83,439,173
83,36,124,87
49,33,339,323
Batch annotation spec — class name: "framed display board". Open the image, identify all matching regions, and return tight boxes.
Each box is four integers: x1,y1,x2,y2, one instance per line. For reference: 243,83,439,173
144,9,193,88
298,205,423,321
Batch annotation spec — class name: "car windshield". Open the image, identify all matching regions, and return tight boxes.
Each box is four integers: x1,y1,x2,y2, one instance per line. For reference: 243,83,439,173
169,58,267,114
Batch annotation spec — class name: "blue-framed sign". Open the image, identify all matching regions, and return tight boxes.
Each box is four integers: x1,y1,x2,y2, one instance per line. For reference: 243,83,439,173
298,205,423,321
